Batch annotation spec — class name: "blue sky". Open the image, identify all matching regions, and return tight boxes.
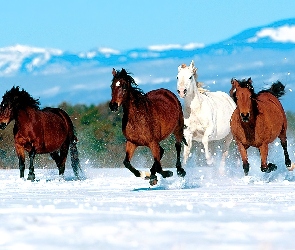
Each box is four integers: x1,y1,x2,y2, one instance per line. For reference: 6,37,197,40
0,0,295,53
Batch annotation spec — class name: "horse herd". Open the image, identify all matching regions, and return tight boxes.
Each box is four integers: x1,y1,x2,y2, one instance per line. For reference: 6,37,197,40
0,60,294,185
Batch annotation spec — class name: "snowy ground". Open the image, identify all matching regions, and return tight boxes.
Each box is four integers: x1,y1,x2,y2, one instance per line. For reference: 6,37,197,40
1,159,295,250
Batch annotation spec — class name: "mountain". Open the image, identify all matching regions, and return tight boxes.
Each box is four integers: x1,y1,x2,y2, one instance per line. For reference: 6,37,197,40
0,18,295,110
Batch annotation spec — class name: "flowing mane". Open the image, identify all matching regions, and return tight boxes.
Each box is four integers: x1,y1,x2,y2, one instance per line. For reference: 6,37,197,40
258,80,285,98
112,69,146,105
2,86,40,110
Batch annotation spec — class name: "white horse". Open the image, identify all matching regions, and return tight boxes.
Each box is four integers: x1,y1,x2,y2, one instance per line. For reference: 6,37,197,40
177,60,236,170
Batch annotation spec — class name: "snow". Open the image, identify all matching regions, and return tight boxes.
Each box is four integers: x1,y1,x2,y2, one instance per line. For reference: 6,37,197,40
1,163,295,250
248,25,295,43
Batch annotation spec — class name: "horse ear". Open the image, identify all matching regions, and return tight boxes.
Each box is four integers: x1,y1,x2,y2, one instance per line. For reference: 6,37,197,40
248,77,252,84
178,65,182,72
112,68,116,76
190,60,195,68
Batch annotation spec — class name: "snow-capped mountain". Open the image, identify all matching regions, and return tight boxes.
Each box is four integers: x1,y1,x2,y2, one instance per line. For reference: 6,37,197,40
0,18,295,110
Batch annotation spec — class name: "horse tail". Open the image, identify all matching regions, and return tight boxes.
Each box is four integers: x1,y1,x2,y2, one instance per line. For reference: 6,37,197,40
268,81,286,98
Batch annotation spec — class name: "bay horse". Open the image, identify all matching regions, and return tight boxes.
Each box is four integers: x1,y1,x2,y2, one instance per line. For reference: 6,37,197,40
109,68,187,185
0,86,82,180
230,78,294,176
176,60,236,172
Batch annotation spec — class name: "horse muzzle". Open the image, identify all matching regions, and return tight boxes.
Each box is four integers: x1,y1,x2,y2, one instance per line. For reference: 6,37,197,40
0,122,8,130
109,102,119,112
177,89,187,98
240,112,250,122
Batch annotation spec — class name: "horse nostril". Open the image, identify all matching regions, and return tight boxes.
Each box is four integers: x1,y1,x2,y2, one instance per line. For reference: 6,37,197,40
240,112,250,122
184,89,187,95
109,102,118,112
177,90,180,94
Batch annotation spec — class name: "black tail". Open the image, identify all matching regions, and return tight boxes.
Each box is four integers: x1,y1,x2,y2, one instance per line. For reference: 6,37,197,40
261,81,286,98
70,136,83,179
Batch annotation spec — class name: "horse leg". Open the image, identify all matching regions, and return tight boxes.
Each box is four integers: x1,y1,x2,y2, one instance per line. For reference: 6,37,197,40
123,141,141,178
58,142,69,176
149,142,173,185
237,143,250,176
220,133,233,175
27,149,36,181
278,134,292,169
175,141,186,177
202,135,213,165
182,130,192,165
259,144,277,173
15,144,25,178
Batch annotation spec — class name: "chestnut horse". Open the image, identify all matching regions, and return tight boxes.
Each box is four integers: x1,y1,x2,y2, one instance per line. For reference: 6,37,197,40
0,86,82,180
230,78,294,176
109,68,187,185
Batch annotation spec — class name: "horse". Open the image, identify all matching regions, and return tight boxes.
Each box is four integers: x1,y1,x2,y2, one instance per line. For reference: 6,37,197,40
0,86,82,180
176,60,236,171
230,78,294,176
109,68,187,185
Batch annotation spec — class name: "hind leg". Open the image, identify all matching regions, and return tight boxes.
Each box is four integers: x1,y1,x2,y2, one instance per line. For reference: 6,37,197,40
175,141,186,177
278,128,292,169
50,142,69,176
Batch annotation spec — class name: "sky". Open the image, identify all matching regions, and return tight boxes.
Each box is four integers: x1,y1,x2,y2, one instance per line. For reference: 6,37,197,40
0,0,295,53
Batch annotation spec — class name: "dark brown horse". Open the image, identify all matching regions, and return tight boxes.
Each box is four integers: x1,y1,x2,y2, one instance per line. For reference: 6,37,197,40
109,68,187,185
230,78,294,176
0,86,82,180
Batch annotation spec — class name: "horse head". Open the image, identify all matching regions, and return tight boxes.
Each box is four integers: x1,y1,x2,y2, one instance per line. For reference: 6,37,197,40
176,60,198,98
0,86,40,129
231,78,255,122
109,68,137,111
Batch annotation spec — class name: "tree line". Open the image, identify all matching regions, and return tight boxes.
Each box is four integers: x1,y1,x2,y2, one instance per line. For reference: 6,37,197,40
1,101,295,170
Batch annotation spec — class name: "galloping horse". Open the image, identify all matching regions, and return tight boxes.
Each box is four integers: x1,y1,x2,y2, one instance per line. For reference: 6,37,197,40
0,86,82,180
230,78,294,175
176,60,236,170
109,68,187,185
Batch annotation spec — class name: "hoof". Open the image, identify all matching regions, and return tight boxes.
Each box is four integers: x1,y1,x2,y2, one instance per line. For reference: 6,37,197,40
161,170,173,178
287,163,295,171
177,168,186,177
27,174,35,181
261,163,277,173
149,175,158,186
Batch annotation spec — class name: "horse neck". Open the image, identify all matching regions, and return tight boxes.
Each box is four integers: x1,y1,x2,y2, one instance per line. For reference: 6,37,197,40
122,89,147,119
14,107,36,124
184,77,202,109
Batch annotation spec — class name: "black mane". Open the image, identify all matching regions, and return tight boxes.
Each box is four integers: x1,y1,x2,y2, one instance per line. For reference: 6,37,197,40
113,68,145,96
258,81,286,99
236,78,256,96
2,86,40,110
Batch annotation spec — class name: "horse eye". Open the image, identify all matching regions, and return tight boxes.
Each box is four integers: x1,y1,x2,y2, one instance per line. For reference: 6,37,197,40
189,76,192,79
176,76,178,79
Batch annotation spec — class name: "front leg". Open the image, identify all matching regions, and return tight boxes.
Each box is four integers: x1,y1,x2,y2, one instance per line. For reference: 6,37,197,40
237,142,250,176
27,149,36,181
15,144,25,178
123,141,141,177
